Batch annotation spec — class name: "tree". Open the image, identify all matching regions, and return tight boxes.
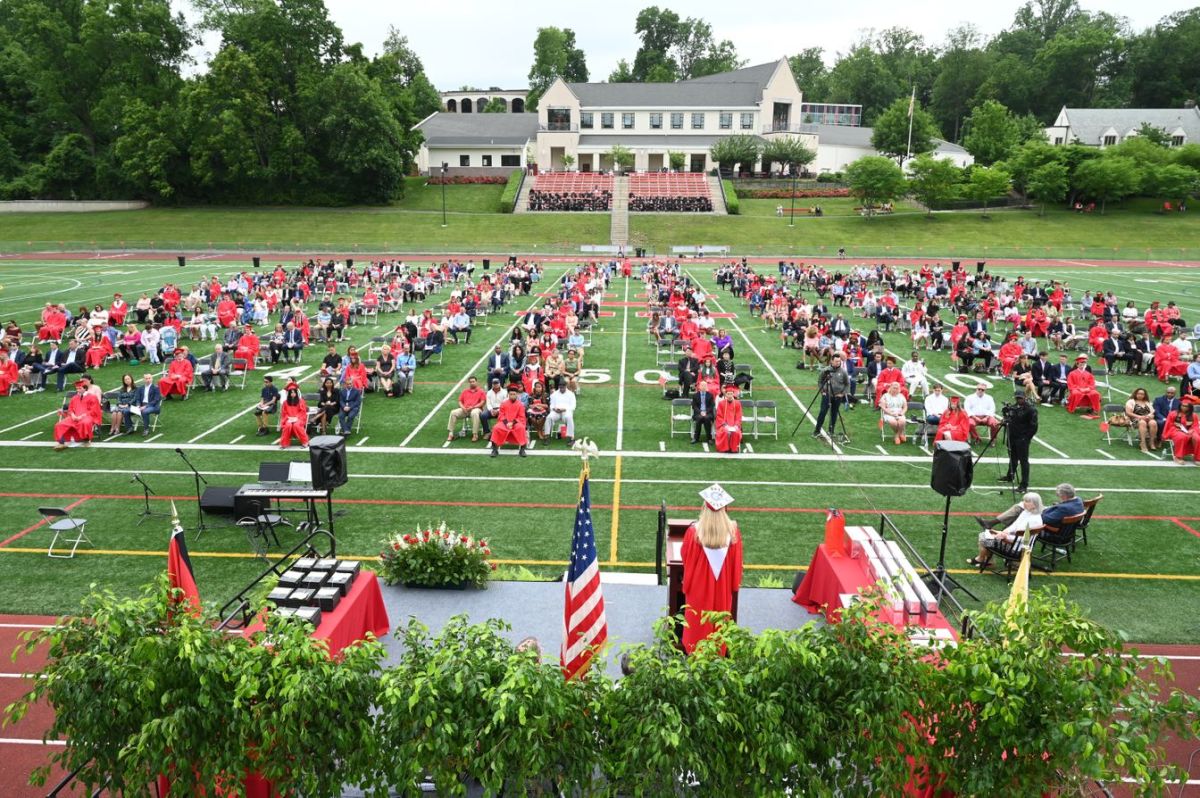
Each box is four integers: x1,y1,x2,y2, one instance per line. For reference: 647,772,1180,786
1174,143,1200,172
627,7,743,82
962,100,1021,166
1005,139,1064,196
608,144,634,172
631,6,682,81
526,27,588,110
1128,8,1200,108
709,135,762,176
608,59,634,83
761,138,816,175
1071,156,1140,214
845,155,907,217
870,97,940,165
1142,163,1199,206
929,25,992,141
907,154,962,214
481,98,507,113
561,153,575,171
1026,161,1069,215
1134,122,1171,147
788,48,829,100
964,165,1013,215
826,45,902,124
668,151,686,171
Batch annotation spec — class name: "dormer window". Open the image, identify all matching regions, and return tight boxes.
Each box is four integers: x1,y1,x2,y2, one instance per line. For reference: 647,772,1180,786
1102,134,1116,146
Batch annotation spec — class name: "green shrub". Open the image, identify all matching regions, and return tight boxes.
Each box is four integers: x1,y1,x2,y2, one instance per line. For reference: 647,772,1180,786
722,179,739,214
498,169,523,213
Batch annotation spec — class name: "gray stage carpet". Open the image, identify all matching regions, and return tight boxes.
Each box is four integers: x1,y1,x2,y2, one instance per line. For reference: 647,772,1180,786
375,578,823,675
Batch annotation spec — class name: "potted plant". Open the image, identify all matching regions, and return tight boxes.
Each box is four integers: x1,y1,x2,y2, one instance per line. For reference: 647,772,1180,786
378,522,494,589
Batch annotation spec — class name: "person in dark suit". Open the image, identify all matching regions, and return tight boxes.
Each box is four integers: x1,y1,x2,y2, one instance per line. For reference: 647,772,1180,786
690,379,716,443
1134,333,1157,375
829,314,851,339
1102,334,1138,374
1031,351,1055,404
50,340,87,392
967,312,988,338
677,345,700,398
1046,353,1072,405
1154,386,1181,432
486,345,511,386
201,344,232,391
282,322,304,362
134,373,162,436
337,376,363,435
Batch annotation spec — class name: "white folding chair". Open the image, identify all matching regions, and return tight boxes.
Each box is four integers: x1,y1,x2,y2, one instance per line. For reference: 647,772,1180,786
40,506,91,559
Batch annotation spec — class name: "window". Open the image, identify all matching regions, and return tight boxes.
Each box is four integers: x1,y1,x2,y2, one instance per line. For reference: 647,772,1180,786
1054,137,1063,146
501,154,520,167
459,154,470,167
719,112,732,130
482,155,492,167
1103,134,1117,146
622,112,635,129
740,112,753,130
650,113,663,129
671,112,683,129
580,112,593,129
691,112,704,129
547,108,571,131
1172,135,1185,147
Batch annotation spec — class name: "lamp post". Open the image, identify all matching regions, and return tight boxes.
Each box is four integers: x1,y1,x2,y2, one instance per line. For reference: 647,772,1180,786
440,162,448,228
788,162,797,228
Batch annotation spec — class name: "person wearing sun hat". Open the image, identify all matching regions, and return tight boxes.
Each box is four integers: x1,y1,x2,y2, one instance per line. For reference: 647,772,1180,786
52,379,100,450
1066,354,1102,418
714,383,744,453
681,484,744,654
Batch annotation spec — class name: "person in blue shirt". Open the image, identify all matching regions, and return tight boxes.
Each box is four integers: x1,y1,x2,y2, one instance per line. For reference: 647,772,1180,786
976,483,1085,532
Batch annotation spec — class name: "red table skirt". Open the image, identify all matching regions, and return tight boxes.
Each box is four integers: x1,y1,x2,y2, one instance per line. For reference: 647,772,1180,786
245,570,391,657
792,543,871,621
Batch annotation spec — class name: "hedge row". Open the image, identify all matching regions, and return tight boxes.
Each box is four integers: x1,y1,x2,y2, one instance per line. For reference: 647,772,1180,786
735,187,853,199
498,169,523,213
722,179,739,214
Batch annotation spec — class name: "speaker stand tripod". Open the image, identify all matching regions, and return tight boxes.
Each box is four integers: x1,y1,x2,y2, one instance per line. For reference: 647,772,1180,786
925,493,979,602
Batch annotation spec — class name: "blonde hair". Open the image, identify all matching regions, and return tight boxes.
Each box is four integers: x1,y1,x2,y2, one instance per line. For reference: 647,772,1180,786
696,504,736,548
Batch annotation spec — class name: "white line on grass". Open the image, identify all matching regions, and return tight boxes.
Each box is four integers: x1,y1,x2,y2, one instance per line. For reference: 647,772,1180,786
0,409,58,435
399,275,564,447
875,445,889,455
19,432,39,440
1034,436,1071,459
230,434,244,444
702,442,709,452
744,443,753,453
692,271,836,452
356,436,370,446
188,366,315,443
1094,448,1117,460
615,277,630,451
788,443,798,453
658,441,665,451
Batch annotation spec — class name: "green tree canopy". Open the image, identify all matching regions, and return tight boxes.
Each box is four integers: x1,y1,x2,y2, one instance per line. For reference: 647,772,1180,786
963,165,1013,215
761,137,816,173
845,155,907,216
710,135,763,175
907,154,962,214
1142,163,1199,205
871,97,940,165
1072,155,1141,213
526,27,588,110
962,100,1021,166
1026,161,1069,215
789,48,829,102
627,6,742,82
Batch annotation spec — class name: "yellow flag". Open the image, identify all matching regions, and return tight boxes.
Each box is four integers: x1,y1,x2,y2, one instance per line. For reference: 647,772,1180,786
1004,544,1032,622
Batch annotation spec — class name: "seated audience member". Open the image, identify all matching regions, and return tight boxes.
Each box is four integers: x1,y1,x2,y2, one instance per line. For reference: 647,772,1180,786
201,344,232,391
17,344,45,392
109,373,137,435
234,324,261,366
1066,355,1102,418
419,328,444,365
970,492,1045,567
1154,385,1181,439
253,376,281,436
315,377,339,436
394,347,416,396
131,373,162,436
267,323,286,364
964,383,1000,443
337,374,363,435
545,382,576,443
158,349,194,399
1011,353,1036,394
923,384,948,424
446,376,487,443
489,384,529,457
691,378,717,444
0,349,17,396
1103,333,1138,375
1125,387,1158,454
1162,397,1200,465
278,381,309,449
486,345,510,387
342,347,369,390
479,378,506,435
714,384,743,454
935,396,970,442
320,344,341,379
52,380,101,450
448,310,471,344
900,353,929,396
881,382,908,444
544,348,567,392
526,381,549,436
282,321,305,362
373,346,396,397
976,482,1084,535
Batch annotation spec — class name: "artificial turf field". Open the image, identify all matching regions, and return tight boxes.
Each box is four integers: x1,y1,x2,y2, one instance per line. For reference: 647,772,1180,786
0,254,1197,644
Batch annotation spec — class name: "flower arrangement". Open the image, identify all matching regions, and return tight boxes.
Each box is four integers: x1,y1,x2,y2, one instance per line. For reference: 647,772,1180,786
426,176,508,185
735,187,851,199
378,523,494,589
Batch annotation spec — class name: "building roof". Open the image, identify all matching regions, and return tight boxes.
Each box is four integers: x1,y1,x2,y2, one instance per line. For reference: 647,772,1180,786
577,134,765,149
565,60,780,108
802,123,967,155
415,112,538,147
1058,107,1200,143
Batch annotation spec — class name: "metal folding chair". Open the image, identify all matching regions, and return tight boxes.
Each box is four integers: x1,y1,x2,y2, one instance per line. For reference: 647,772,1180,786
39,506,91,559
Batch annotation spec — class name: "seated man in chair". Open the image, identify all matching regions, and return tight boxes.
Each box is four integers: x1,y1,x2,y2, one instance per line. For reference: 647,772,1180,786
975,482,1084,535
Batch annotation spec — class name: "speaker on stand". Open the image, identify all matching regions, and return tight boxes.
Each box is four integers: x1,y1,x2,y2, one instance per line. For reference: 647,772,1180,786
252,256,261,268
926,440,979,601
177,255,186,268
308,435,347,541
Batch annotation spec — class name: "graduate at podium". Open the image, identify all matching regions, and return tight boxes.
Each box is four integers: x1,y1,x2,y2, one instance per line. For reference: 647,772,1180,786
681,484,744,654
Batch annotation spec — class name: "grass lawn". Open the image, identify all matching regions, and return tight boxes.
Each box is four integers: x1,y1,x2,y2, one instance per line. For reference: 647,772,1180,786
735,197,922,218
0,257,1197,644
392,176,505,213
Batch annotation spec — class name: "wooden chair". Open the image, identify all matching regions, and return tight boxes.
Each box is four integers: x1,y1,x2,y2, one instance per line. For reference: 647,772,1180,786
982,526,1041,581
1077,494,1102,547
1036,511,1086,571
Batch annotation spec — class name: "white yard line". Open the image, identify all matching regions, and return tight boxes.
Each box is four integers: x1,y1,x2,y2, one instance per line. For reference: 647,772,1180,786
145,433,163,442
692,270,837,452
615,277,631,451
788,443,798,454
875,445,889,455
0,410,58,435
399,274,565,448
188,398,273,443
19,432,40,440
1033,436,1071,459
1094,448,1117,460
355,436,370,446
658,441,665,451
229,434,245,444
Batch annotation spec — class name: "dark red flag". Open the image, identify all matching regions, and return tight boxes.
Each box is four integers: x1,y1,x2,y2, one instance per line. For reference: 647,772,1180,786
167,502,201,617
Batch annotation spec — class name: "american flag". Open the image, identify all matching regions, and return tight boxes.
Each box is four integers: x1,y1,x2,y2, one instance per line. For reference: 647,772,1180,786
561,470,607,680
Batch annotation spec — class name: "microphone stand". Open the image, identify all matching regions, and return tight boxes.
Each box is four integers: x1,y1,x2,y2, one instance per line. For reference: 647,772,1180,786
132,473,170,526
174,448,209,536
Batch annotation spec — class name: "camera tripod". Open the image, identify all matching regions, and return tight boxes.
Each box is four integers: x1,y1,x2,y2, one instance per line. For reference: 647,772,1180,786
792,380,851,445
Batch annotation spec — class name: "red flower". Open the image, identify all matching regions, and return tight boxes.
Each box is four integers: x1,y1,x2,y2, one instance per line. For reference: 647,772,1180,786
392,542,400,550
460,535,469,543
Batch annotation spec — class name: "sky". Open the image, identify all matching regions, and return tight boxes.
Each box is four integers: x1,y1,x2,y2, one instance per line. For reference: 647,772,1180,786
181,0,1192,88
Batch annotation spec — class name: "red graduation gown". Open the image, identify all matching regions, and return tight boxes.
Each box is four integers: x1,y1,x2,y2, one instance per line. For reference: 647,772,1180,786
489,399,528,447
54,394,100,443
681,524,743,654
714,397,743,453
159,359,194,397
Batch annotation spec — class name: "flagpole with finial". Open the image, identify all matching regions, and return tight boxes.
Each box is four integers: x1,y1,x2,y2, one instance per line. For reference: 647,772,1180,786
905,85,916,164
571,437,600,492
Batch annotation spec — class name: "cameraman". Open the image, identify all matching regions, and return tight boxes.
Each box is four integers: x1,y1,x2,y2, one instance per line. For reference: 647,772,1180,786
999,389,1039,492
812,353,850,439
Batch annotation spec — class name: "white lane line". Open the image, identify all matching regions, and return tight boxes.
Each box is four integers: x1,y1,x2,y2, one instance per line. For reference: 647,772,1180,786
188,366,315,443
615,277,631,451
744,443,754,453
19,432,40,440
355,436,370,446
0,738,66,746
0,410,58,435
399,274,565,448
1034,436,1071,459
692,271,836,452
1144,448,1163,460
876,445,889,455
788,443,798,454
702,442,709,452
1094,448,1117,460
229,434,245,444
146,433,162,442
659,441,666,451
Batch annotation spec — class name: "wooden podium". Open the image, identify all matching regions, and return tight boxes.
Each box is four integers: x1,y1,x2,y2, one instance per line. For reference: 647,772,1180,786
665,518,738,645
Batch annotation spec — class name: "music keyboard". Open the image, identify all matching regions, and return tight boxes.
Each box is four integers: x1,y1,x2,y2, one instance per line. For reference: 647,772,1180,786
237,483,329,500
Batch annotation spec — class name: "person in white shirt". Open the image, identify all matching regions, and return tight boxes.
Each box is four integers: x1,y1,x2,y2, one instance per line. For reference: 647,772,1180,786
923,384,949,423
971,492,1044,566
478,379,506,435
901,353,929,396
1172,333,1193,359
545,383,576,442
140,325,161,364
964,383,1000,442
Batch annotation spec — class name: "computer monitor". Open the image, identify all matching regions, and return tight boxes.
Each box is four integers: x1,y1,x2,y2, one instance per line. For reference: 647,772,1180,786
258,462,291,483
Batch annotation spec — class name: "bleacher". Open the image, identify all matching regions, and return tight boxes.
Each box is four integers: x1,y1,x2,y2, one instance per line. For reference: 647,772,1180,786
527,173,613,211
628,173,713,212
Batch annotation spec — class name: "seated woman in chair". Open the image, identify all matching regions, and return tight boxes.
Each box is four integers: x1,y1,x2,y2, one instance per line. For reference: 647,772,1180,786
1125,387,1158,454
109,373,137,435
315,377,339,436
970,492,1044,567
880,382,908,445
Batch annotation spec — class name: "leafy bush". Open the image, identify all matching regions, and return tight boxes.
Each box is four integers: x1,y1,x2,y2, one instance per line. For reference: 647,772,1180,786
734,187,852,199
816,171,845,183
722,179,739,214
377,522,494,588
498,169,522,213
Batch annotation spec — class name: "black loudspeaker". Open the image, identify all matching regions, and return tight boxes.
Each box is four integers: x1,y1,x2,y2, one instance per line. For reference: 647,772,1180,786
309,435,347,491
931,440,973,497
976,261,986,274
177,255,186,268
483,258,490,269
346,258,354,269
508,255,517,266
252,256,261,268
200,486,238,515
779,260,786,268
951,260,960,269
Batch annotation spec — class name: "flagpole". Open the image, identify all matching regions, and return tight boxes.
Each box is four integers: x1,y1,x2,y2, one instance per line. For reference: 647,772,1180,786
905,85,916,164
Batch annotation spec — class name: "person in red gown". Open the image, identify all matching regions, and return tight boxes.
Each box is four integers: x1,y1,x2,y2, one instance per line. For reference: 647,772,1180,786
53,381,100,450
38,305,66,341
935,397,970,442
216,295,239,328
278,381,310,449
681,483,744,654
108,294,128,327
1162,398,1200,464
0,350,17,396
84,329,113,369
714,384,743,453
997,334,1022,377
489,385,528,457
342,347,369,390
874,357,908,406
159,350,194,398
233,324,261,366
1066,356,1102,417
